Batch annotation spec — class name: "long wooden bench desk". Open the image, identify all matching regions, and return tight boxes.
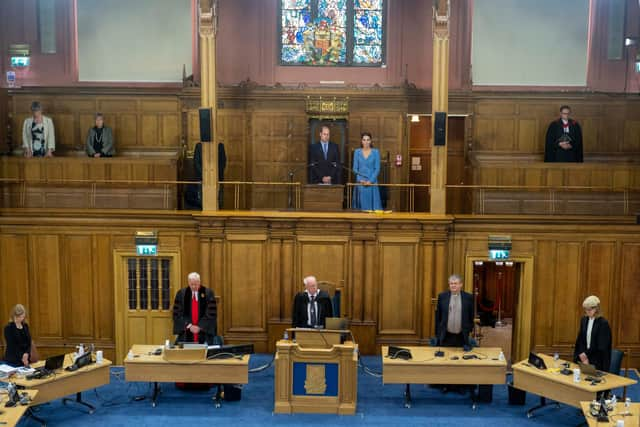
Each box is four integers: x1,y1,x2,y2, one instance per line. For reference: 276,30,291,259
382,346,507,409
512,354,636,418
0,155,180,209
124,344,250,408
11,353,112,425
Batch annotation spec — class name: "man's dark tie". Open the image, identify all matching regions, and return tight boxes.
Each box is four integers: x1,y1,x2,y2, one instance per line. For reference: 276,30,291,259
310,296,317,327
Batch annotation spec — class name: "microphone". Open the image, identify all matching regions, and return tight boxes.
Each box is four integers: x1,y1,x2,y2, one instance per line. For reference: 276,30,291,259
338,162,372,182
286,162,318,209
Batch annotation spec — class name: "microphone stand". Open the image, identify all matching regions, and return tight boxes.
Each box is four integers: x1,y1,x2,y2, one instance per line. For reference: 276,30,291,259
286,163,317,209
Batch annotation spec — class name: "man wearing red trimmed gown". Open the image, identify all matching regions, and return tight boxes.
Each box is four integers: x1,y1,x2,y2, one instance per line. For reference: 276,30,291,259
172,272,217,345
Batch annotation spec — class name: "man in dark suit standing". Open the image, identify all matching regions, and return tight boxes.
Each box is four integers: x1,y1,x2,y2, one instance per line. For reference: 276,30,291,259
544,105,583,163
292,275,333,328
309,125,341,184
435,274,474,349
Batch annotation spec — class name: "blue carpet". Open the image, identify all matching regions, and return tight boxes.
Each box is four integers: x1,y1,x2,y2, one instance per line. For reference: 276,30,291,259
20,355,640,426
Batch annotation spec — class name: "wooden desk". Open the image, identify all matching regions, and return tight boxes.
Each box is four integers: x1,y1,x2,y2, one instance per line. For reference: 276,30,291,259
382,346,507,408
274,339,358,415
580,401,640,427
11,354,111,418
124,344,250,407
302,185,344,211
512,354,637,417
0,390,38,427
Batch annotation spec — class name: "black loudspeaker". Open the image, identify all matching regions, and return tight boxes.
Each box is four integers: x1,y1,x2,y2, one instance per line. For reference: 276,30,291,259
199,108,212,142
508,384,526,405
434,111,447,146
223,384,242,401
476,385,493,403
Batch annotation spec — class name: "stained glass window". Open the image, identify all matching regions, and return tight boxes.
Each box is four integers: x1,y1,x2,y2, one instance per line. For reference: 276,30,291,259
280,0,385,66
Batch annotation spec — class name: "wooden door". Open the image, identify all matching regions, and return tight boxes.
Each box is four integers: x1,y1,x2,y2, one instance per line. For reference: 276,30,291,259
114,251,181,363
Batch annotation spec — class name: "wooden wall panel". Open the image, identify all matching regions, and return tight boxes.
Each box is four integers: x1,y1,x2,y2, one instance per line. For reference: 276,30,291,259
226,239,266,331
533,240,556,346
378,241,419,335
473,98,640,157
583,242,615,315
63,235,95,339
250,112,309,209
0,211,639,365
472,162,640,215
618,243,640,346
94,235,114,342
0,235,30,324
298,239,348,287
30,235,63,338
552,242,582,345
9,94,181,152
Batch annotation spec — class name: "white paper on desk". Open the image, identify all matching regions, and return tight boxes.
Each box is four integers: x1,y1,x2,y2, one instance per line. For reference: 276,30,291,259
207,345,221,349
0,364,17,375
16,367,35,375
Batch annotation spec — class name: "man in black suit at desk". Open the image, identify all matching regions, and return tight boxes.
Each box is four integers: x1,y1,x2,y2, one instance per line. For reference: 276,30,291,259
309,125,341,185
435,274,474,349
292,275,333,328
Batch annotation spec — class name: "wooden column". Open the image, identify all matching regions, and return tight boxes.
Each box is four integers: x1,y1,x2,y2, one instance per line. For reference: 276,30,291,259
199,0,219,211
430,0,450,214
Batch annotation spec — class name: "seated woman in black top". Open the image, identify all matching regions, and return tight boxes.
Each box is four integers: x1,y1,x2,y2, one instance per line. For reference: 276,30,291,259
3,304,32,367
85,112,115,158
574,295,612,372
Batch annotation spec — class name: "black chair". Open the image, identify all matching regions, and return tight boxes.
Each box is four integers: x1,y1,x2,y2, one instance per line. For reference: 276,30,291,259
609,348,628,400
609,349,624,376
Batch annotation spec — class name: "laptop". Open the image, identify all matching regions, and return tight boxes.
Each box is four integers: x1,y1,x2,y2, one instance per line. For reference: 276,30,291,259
44,354,65,372
528,352,547,370
578,362,606,377
325,317,350,331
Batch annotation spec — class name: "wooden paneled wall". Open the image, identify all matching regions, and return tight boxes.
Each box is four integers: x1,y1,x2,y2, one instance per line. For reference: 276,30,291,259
0,88,7,153
183,95,409,210
0,156,179,209
6,88,640,212
472,96,640,158
470,159,640,215
9,92,182,153
1,210,639,367
450,217,640,367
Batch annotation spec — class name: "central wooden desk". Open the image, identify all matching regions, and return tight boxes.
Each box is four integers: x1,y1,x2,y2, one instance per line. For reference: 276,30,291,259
0,390,38,427
124,344,250,407
580,401,640,426
512,354,637,418
382,346,507,408
11,353,112,423
274,333,358,415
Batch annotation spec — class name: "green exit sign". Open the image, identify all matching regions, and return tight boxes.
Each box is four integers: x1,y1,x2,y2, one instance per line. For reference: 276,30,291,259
136,244,157,256
489,249,510,260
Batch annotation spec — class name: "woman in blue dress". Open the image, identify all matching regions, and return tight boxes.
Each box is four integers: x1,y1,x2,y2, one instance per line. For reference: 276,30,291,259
352,132,382,210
